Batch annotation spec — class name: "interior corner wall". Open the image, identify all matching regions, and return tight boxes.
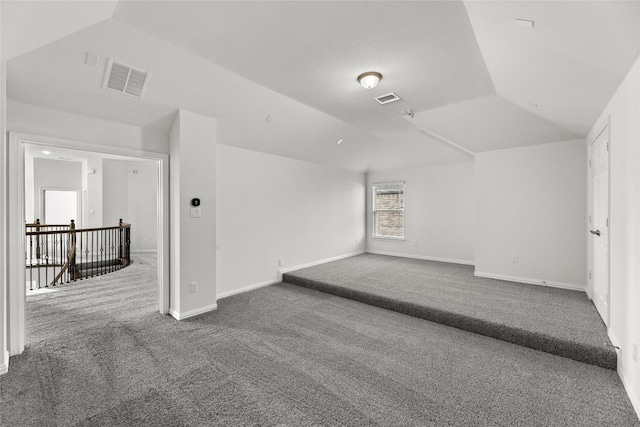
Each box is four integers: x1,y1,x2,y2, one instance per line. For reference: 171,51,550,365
102,159,129,227
126,160,158,251
169,110,217,318
84,155,103,229
215,144,366,297
589,55,640,413
102,159,157,251
475,139,587,288
366,162,475,264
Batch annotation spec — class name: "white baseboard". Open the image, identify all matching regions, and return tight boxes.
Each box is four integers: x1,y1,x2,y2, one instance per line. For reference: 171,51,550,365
474,271,586,292
618,363,640,421
0,351,9,375
169,303,217,320
366,250,475,266
217,279,280,300
278,250,367,278
608,329,621,349
130,249,158,254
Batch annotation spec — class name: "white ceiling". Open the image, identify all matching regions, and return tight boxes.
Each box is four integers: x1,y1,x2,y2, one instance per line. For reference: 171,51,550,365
3,1,639,173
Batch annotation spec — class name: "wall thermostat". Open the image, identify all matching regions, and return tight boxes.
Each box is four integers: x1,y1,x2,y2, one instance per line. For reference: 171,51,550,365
191,198,200,207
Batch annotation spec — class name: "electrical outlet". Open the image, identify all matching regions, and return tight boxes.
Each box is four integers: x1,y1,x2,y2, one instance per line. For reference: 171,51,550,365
190,282,198,293
278,258,283,267
511,255,519,264
633,343,638,363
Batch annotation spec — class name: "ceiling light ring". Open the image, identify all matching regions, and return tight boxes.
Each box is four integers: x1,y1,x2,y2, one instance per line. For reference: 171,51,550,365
357,71,382,89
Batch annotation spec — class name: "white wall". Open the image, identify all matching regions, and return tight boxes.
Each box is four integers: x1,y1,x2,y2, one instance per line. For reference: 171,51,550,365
169,110,217,318
102,159,128,227
84,154,103,229
475,140,587,289
102,159,157,251
589,55,640,414
366,162,475,264
216,144,366,297
126,160,158,251
7,100,169,154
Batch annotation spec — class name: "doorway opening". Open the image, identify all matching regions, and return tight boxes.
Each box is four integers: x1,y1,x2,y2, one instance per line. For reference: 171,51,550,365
8,132,169,356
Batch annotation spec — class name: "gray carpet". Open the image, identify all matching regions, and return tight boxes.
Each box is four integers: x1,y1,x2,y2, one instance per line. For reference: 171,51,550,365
283,254,617,369
1,255,638,426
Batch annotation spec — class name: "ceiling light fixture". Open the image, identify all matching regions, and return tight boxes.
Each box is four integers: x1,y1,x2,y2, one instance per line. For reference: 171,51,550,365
357,71,382,89
336,139,343,145
42,150,51,155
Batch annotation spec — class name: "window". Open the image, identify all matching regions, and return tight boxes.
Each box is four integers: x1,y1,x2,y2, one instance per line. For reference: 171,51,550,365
372,182,404,239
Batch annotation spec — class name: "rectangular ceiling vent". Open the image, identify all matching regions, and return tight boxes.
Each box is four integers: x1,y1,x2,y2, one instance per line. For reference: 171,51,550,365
375,93,401,105
103,59,149,99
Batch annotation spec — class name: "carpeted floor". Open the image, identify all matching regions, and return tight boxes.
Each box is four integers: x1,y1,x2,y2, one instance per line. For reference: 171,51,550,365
1,254,638,426
283,254,616,369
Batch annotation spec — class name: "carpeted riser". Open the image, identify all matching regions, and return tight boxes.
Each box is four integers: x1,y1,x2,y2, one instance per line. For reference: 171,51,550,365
282,273,617,370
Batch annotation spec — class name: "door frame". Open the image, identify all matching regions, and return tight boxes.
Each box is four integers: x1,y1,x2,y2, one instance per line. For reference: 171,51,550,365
8,131,170,356
587,116,611,326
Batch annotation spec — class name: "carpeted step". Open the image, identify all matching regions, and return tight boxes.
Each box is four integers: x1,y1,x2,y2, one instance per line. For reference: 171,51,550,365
283,266,617,370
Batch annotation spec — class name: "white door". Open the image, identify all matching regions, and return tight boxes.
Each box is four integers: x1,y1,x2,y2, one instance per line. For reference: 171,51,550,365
43,189,80,227
589,124,610,326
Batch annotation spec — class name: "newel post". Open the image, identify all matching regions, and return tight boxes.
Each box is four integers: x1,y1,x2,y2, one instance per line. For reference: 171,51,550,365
69,219,76,271
119,219,123,260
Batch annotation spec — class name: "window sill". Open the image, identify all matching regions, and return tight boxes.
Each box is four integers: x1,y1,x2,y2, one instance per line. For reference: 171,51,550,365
371,236,406,242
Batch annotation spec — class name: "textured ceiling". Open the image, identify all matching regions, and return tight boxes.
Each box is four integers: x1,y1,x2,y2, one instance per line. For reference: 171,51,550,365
113,0,495,139
3,1,639,172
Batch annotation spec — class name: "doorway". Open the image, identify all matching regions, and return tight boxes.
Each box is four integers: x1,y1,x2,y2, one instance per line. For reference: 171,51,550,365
588,120,610,326
8,132,169,356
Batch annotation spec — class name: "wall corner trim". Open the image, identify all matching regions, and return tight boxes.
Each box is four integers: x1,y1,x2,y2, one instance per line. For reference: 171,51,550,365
474,271,586,292
366,250,475,266
0,351,9,375
278,251,367,279
618,362,640,420
169,303,218,321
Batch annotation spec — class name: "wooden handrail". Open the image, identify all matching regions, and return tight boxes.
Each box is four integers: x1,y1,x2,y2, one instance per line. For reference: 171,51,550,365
26,223,131,236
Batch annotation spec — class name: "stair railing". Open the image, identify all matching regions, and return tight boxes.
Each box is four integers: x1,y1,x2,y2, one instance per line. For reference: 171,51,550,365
25,219,131,290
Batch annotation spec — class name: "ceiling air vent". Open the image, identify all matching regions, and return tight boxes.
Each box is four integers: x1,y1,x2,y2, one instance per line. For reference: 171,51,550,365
103,59,149,99
375,93,401,105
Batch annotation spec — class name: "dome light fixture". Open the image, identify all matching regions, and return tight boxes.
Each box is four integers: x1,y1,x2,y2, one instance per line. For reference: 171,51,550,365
357,71,382,89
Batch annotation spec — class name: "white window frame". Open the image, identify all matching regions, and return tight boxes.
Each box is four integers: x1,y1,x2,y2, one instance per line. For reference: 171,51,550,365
372,181,405,240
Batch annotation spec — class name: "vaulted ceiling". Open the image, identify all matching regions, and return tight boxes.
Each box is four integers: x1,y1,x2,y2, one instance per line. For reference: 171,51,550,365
2,1,639,173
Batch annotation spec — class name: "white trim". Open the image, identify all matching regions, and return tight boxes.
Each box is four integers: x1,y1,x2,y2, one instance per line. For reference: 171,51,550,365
617,358,640,420
217,279,280,300
608,328,621,349
605,332,639,418
367,250,475,266
0,351,8,375
278,251,366,278
371,236,406,242
8,132,170,359
474,271,586,292
169,303,217,320
130,249,158,254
